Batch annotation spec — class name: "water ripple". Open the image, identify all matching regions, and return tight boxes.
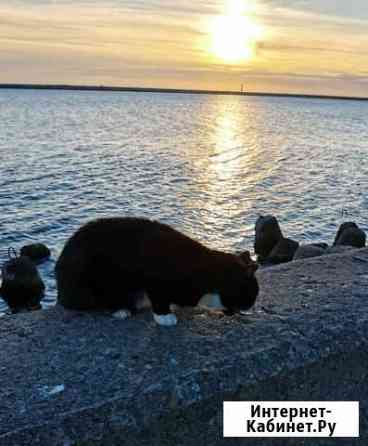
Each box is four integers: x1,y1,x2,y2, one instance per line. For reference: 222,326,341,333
0,90,367,312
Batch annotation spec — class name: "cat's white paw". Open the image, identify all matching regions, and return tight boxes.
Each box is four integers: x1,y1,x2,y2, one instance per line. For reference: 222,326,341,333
153,313,177,326
112,309,132,319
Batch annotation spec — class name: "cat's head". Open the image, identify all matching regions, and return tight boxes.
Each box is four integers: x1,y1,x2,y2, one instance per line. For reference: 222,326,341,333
218,251,259,314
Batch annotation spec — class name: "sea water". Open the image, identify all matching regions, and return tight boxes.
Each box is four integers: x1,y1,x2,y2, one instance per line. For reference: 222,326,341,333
0,89,367,312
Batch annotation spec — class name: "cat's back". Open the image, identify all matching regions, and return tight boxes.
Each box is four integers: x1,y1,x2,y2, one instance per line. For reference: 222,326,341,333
57,217,175,260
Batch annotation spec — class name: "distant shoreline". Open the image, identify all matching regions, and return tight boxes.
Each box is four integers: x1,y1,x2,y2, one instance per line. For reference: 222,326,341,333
1,83,367,102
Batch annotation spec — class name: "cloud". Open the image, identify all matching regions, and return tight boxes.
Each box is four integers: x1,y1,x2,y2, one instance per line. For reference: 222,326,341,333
260,0,368,20
4,0,220,16
0,0,368,96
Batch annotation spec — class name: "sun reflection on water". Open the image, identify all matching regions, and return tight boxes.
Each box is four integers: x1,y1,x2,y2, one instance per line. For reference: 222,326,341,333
187,98,264,250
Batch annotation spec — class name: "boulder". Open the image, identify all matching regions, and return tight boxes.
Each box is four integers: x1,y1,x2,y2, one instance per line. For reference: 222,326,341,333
267,237,299,264
310,242,329,250
254,215,283,261
293,244,326,261
326,245,356,255
333,222,366,249
333,222,358,245
0,256,45,313
20,243,51,263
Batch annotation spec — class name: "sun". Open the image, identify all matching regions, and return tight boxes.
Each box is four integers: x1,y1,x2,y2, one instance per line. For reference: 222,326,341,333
210,13,261,63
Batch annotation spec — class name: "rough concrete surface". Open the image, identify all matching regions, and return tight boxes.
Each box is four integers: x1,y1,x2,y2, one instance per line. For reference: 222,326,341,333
0,248,367,445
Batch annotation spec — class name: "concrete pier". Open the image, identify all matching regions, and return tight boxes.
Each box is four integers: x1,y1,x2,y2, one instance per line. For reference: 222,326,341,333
0,248,367,445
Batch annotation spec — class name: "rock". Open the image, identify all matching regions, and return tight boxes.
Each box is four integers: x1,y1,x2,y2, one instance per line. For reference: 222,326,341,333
294,244,326,261
333,222,358,245
310,242,329,250
254,215,283,261
20,243,51,263
0,256,45,313
267,237,299,264
326,245,356,255
336,228,366,248
333,222,366,248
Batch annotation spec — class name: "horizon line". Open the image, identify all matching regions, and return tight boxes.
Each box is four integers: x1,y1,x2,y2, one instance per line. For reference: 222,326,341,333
1,83,368,102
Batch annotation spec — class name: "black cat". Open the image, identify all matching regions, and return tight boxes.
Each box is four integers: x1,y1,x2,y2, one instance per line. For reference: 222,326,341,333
55,217,259,326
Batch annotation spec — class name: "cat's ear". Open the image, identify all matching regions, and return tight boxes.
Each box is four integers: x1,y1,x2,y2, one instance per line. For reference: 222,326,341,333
238,250,258,277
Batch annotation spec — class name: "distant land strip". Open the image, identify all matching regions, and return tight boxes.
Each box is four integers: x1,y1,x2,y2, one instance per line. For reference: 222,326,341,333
0,83,368,102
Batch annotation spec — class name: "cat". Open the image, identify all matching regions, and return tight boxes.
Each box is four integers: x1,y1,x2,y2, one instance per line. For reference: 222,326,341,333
55,217,259,326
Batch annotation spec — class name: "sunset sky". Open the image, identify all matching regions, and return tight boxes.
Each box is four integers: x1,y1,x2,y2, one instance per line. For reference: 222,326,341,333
1,0,368,96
